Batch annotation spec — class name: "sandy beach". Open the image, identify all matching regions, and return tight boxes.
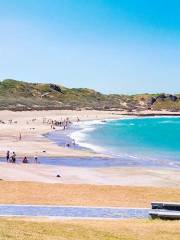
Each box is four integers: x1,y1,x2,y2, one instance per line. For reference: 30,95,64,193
0,109,180,188
0,109,179,158
0,110,123,158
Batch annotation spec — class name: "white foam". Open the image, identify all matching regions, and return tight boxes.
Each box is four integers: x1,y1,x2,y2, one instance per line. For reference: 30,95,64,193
69,120,109,152
69,117,138,154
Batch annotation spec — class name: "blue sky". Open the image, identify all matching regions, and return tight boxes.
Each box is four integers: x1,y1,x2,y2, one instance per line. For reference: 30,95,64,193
0,0,180,93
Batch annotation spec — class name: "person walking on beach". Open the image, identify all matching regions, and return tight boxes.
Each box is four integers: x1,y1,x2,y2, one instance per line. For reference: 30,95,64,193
11,152,16,163
34,155,38,163
72,139,76,148
6,150,10,162
19,132,22,141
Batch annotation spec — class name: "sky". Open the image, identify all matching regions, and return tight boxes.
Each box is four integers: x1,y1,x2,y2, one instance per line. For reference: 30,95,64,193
0,0,180,94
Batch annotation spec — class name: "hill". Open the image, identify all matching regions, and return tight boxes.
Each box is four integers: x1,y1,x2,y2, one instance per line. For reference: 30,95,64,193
0,79,180,111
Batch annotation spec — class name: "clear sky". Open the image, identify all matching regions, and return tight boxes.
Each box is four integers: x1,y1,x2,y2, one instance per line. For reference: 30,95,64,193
0,0,180,94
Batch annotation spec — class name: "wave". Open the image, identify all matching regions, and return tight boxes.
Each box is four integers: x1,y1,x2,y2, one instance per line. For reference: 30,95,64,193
69,118,141,155
69,119,113,152
69,117,159,156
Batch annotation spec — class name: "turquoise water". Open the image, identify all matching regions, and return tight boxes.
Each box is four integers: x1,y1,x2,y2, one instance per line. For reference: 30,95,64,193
76,117,180,162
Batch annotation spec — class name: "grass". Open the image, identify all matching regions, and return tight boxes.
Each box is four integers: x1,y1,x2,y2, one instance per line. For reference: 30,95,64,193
0,218,179,240
0,182,180,207
0,181,179,239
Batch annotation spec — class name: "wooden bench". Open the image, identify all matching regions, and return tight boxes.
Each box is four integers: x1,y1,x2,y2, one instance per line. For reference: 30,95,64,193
149,202,180,220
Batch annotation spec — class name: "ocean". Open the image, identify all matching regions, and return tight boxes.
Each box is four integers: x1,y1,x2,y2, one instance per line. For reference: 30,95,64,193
70,117,180,166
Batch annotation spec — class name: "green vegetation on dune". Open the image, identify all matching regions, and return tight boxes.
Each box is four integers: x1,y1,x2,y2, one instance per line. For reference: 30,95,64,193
0,79,179,111
152,99,180,111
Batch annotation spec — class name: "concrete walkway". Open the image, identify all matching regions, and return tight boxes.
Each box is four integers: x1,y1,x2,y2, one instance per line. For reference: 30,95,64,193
0,204,150,219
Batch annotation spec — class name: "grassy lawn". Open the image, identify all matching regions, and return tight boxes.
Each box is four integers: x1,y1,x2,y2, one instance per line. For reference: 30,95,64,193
0,218,179,240
0,181,180,207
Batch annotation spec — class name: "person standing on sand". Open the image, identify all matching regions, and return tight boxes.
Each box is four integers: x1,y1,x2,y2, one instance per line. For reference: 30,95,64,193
19,132,22,141
6,150,10,162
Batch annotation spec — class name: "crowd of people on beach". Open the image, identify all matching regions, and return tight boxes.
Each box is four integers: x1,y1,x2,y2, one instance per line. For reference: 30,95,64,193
44,117,73,130
6,151,38,164
43,116,80,148
43,116,80,130
1,116,81,164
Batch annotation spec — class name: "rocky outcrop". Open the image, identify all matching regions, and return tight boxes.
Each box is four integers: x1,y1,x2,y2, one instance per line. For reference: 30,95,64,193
49,84,63,93
148,94,178,106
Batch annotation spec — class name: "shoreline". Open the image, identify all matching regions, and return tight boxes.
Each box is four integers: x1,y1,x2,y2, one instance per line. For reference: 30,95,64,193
0,109,179,159
120,112,180,117
0,109,179,161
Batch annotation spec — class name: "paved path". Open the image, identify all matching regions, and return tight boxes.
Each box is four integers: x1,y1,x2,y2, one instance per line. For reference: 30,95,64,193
0,204,150,219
